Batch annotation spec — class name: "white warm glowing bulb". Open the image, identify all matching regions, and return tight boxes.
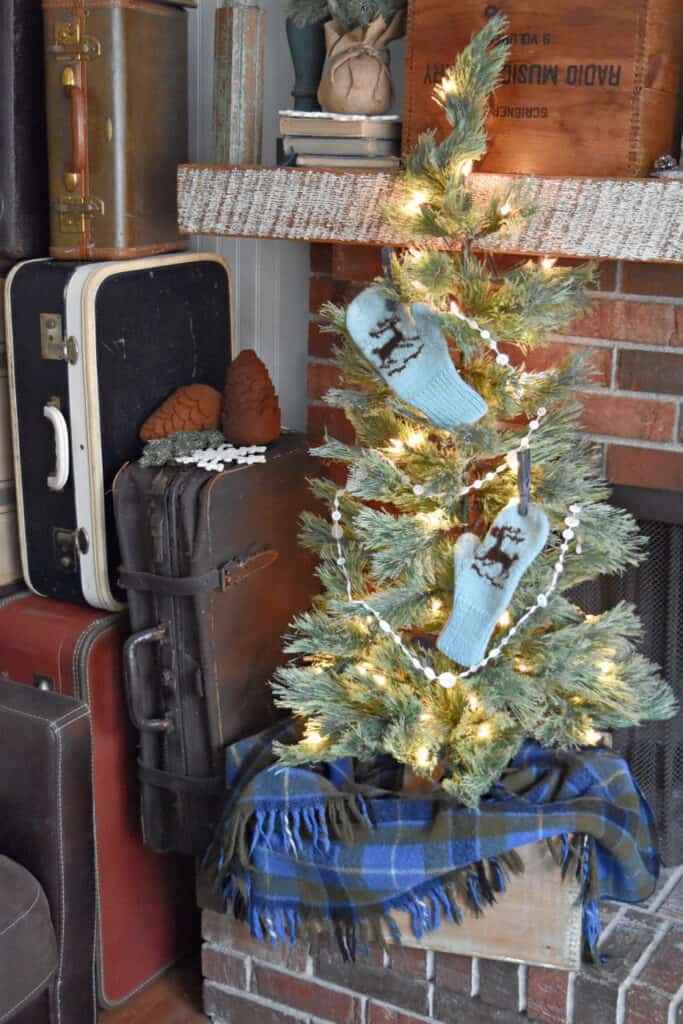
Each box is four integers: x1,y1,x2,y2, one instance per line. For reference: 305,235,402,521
500,201,512,216
449,300,461,315
541,257,557,271
389,438,405,454
305,729,323,748
373,673,387,687
415,746,431,767
406,430,425,449
498,610,512,629
516,661,531,674
583,728,602,747
357,662,371,677
467,693,480,712
461,159,474,177
405,190,428,215
313,666,324,675
598,660,614,675
477,722,493,741
431,598,443,614
421,510,447,531
440,76,456,95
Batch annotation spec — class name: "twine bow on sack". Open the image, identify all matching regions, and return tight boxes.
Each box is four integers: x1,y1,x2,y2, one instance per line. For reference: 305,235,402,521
318,13,404,114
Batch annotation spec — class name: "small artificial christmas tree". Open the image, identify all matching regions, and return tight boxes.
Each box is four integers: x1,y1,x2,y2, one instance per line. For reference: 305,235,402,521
271,15,676,806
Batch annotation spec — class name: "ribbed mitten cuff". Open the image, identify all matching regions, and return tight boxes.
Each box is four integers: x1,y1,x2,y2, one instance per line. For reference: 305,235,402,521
411,364,488,430
437,600,497,669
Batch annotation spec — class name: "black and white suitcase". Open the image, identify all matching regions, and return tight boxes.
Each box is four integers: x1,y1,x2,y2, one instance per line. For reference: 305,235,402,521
5,253,232,610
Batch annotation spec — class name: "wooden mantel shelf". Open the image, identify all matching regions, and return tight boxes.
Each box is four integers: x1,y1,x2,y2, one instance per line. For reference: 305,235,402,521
177,165,683,264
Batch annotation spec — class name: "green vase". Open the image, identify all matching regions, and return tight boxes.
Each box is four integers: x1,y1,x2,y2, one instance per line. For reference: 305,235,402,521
285,17,327,112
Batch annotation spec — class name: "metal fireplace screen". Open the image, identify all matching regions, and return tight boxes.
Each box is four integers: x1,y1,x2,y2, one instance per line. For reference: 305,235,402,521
573,518,683,865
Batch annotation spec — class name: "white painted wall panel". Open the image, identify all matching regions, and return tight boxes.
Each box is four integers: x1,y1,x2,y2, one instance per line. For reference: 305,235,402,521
187,0,310,430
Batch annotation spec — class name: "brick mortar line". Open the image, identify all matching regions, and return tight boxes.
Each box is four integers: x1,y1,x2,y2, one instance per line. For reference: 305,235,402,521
566,969,577,1024
674,403,683,448
615,260,623,294
308,356,339,366
367,997,436,1024
581,385,681,403
646,865,683,915
591,291,683,307
551,334,683,354
471,956,480,998
518,963,528,1013
667,976,683,1024
585,433,683,452
615,920,671,1024
426,949,435,1018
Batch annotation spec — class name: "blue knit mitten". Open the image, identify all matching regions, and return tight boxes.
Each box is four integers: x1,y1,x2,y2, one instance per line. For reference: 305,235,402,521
437,502,550,668
346,287,488,429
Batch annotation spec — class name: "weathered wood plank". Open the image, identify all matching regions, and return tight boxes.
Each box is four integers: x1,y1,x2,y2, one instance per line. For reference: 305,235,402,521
177,166,683,263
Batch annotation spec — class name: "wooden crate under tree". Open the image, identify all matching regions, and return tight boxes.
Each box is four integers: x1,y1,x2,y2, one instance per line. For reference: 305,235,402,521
403,0,683,177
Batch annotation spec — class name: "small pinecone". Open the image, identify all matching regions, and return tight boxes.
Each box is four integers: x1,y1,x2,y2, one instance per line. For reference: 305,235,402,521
222,349,281,445
140,384,222,442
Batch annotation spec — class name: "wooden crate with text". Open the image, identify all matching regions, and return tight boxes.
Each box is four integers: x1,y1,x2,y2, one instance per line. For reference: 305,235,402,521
403,0,683,177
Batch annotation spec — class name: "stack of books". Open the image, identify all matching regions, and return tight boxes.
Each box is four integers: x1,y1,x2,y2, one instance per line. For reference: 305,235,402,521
278,111,401,171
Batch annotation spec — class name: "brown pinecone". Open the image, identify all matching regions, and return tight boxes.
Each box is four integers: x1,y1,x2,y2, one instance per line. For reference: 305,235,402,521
140,384,222,441
222,349,281,445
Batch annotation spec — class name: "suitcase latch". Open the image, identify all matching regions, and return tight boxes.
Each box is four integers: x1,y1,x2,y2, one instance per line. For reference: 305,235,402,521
56,194,105,234
40,315,79,364
49,22,102,62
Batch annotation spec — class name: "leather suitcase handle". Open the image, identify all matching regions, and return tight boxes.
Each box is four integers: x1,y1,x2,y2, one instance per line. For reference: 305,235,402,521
61,64,87,181
123,625,174,734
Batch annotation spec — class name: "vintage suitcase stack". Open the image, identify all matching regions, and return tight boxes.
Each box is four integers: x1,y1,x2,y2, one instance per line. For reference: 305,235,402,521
1,0,321,1000
5,252,232,610
114,435,319,855
0,592,197,1007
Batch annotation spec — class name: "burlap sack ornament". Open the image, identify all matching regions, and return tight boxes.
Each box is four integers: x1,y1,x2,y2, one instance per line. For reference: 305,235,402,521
317,13,404,115
222,349,281,445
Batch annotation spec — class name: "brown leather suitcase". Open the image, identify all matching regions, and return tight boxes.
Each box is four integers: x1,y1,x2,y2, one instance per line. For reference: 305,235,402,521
113,433,319,855
0,592,197,1008
42,0,196,260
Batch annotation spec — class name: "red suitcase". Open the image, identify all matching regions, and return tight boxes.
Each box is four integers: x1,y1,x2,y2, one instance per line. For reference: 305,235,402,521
0,592,197,1007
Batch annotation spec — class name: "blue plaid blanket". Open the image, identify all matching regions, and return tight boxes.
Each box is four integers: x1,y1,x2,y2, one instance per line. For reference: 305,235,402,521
201,719,660,960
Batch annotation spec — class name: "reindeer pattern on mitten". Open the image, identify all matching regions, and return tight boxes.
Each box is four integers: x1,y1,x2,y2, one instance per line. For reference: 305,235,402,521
472,524,526,589
369,307,425,377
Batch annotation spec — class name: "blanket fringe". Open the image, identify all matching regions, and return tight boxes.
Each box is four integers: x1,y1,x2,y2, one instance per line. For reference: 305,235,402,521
203,791,373,886
214,853,527,962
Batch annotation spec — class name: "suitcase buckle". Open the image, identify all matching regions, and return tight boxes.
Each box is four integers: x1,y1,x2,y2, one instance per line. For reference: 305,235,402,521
56,194,105,234
49,22,102,62
220,549,279,588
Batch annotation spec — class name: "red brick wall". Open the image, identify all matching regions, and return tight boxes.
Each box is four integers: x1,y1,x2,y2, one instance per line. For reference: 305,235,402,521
307,247,683,493
201,867,683,1024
